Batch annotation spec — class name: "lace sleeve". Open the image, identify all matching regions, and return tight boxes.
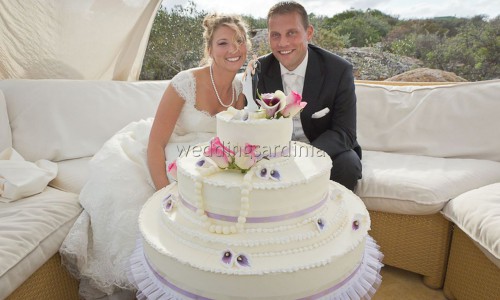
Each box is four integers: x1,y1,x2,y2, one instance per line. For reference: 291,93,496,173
170,70,196,105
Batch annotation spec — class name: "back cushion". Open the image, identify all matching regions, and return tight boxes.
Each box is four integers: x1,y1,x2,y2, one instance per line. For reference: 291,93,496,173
356,79,500,162
0,90,12,152
0,79,168,162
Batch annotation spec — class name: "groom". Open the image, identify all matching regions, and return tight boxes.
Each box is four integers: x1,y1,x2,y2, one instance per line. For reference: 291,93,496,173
257,1,362,191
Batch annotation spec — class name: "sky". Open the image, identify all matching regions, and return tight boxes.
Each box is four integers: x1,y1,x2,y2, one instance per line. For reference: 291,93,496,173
162,0,500,20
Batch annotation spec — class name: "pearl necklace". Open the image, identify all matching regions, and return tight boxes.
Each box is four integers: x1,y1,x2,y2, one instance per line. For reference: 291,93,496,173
209,64,235,108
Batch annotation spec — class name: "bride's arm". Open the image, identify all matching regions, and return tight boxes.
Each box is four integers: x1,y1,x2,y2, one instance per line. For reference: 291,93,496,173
148,84,185,190
235,92,246,109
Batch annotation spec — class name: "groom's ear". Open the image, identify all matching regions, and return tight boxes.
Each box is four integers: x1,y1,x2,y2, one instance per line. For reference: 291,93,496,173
307,25,314,42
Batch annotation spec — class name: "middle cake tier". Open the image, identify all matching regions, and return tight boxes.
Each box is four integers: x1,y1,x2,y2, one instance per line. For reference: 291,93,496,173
176,141,333,231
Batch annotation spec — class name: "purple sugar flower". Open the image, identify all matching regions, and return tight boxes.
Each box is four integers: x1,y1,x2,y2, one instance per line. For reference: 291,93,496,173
316,217,326,231
258,167,268,179
270,169,281,181
236,254,251,267
162,194,175,212
352,220,360,231
221,250,234,266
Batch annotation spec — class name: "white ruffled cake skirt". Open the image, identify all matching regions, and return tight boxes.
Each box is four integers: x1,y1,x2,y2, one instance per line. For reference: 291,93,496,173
129,236,383,300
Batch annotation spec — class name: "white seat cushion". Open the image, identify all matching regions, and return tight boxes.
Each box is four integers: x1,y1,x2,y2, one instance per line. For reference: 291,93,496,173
0,187,82,299
442,183,500,265
356,151,500,214
49,156,92,194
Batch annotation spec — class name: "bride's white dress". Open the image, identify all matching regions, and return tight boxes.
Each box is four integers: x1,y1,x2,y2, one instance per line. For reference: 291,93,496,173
60,69,242,298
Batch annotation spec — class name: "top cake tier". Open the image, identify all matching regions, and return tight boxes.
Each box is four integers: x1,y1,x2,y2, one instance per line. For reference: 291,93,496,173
216,110,293,153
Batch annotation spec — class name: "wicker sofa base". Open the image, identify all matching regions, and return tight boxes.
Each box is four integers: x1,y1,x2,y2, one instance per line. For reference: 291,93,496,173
443,226,500,300
368,210,453,289
6,252,79,300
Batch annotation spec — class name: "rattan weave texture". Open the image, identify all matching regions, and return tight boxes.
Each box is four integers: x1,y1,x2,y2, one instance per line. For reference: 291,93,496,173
6,253,79,300
368,210,453,289
443,227,500,300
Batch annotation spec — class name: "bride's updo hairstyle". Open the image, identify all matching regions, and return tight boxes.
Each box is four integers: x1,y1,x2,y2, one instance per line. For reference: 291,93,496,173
200,13,251,66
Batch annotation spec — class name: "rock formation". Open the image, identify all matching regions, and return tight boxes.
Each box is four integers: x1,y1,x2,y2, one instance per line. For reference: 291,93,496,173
385,68,467,82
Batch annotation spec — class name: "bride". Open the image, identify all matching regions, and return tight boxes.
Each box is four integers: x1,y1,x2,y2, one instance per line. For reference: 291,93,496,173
60,13,250,299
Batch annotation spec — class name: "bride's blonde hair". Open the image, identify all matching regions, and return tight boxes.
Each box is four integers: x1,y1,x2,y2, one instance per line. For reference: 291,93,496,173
200,13,251,66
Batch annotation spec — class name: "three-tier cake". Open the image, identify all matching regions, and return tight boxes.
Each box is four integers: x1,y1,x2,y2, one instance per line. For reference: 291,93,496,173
130,108,382,299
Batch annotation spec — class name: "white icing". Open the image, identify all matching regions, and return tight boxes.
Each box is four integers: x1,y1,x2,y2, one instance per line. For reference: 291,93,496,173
216,110,293,151
139,182,370,275
137,113,376,299
160,189,349,251
177,142,332,230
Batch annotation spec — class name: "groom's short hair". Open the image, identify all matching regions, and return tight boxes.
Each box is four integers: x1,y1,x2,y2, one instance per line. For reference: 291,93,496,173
267,1,310,29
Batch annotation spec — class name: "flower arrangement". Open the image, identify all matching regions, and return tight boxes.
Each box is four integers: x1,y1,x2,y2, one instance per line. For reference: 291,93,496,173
202,137,259,173
256,90,307,119
197,89,305,173
243,56,306,119
167,90,306,177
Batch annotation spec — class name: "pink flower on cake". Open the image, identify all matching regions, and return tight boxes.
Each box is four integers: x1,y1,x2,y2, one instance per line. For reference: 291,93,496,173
204,137,234,169
234,143,259,170
256,90,286,118
281,91,307,118
167,160,177,181
255,90,307,119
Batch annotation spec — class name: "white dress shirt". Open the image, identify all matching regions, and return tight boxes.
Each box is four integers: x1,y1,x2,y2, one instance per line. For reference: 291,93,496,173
280,51,309,143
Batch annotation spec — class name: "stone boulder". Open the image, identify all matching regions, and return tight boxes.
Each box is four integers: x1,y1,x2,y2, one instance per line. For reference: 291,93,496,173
337,47,423,80
385,68,467,82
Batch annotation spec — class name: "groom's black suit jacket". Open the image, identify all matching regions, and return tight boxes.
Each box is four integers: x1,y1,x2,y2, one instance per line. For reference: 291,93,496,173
257,44,361,160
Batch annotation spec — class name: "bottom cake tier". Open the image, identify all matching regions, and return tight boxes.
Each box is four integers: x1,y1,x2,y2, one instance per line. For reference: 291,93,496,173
131,182,383,299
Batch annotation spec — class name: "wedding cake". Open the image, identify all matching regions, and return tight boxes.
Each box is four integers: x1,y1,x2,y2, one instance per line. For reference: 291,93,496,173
131,96,382,299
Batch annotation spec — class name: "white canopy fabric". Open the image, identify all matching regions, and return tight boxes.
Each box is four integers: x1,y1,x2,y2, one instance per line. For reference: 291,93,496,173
0,0,161,81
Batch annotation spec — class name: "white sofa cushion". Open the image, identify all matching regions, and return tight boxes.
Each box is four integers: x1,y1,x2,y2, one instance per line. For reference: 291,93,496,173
0,187,82,299
0,79,169,162
0,89,12,152
442,183,500,265
356,150,500,214
356,79,500,162
49,156,92,194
